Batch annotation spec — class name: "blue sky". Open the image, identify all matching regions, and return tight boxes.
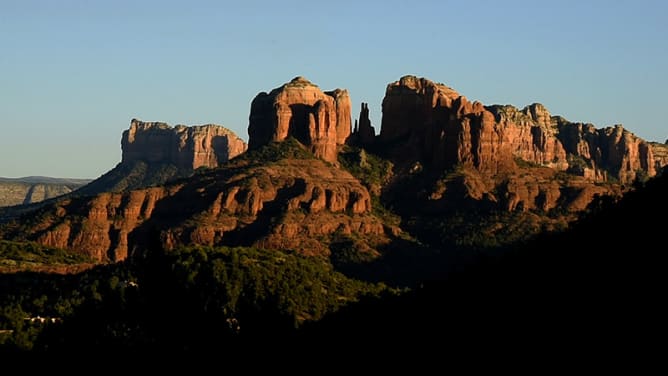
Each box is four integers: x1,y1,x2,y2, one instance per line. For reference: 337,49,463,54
1,0,666,178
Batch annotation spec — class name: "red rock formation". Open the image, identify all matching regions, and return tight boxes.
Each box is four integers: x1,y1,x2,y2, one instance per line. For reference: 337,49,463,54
650,142,668,171
380,75,660,184
326,88,353,145
7,75,665,265
381,75,515,174
122,119,247,170
487,104,568,170
421,164,618,215
557,123,658,183
353,103,376,145
15,150,383,262
248,77,351,162
375,74,664,231
33,186,176,261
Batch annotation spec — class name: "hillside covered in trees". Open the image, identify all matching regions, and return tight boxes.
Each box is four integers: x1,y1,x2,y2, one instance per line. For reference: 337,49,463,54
1,169,664,355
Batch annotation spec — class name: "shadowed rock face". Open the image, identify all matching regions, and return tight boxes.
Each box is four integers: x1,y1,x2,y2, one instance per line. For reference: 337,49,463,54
27,187,174,262
556,123,656,182
380,75,661,184
248,77,351,162
353,102,376,145
122,119,247,170
381,75,515,174
650,142,668,171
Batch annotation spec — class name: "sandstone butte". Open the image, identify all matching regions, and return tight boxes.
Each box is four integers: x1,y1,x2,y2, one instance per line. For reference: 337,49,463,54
2,75,667,264
73,119,248,197
377,75,663,184
248,76,351,162
122,119,248,170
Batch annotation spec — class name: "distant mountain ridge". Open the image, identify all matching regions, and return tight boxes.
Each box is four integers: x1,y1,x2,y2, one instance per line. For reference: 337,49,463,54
0,176,91,185
0,176,91,207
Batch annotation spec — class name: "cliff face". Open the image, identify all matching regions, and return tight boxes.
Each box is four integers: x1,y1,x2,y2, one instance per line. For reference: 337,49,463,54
122,119,247,170
418,164,619,215
486,103,568,170
5,142,385,262
556,123,657,182
650,142,668,171
380,75,662,184
327,88,353,145
28,187,174,261
248,77,351,162
380,76,515,174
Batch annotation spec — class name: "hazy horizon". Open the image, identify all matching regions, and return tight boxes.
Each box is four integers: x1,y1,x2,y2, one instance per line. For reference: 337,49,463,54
2,0,667,178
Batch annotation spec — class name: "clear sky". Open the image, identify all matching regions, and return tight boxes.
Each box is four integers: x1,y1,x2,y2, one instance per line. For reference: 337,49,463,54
1,0,666,178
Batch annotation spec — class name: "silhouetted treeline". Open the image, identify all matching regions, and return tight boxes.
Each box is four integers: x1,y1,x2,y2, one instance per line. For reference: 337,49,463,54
301,169,668,356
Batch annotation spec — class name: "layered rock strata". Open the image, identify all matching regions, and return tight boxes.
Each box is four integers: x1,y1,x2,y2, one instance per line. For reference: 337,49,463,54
122,119,247,170
381,75,661,184
248,76,351,162
8,154,382,262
